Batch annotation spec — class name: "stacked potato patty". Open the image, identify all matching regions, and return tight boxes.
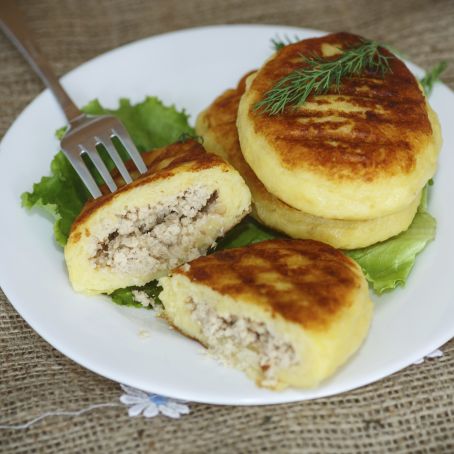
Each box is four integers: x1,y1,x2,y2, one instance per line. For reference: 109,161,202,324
197,32,442,249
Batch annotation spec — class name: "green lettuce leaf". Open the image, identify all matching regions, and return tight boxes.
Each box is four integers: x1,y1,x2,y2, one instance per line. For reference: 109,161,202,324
21,151,91,246
215,216,280,250
82,98,194,152
110,281,163,309
346,185,436,293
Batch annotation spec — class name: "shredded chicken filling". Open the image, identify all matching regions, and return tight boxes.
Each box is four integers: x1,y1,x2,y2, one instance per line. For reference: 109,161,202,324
91,186,220,274
188,299,298,383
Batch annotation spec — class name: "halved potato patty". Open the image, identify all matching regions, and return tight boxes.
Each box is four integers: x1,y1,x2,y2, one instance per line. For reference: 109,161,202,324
65,140,251,294
160,239,372,389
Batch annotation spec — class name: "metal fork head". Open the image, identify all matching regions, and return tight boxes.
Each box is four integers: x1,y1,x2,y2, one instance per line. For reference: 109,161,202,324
61,114,147,199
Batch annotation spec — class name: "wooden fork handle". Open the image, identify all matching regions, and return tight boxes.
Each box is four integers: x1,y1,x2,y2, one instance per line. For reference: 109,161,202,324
0,0,82,122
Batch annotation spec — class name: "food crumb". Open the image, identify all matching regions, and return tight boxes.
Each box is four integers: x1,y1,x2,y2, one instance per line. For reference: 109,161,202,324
132,290,152,307
138,329,151,338
181,263,191,272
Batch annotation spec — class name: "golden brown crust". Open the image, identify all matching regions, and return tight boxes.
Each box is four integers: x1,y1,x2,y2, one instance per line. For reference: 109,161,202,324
174,239,363,330
248,32,433,182
197,72,277,203
69,140,230,242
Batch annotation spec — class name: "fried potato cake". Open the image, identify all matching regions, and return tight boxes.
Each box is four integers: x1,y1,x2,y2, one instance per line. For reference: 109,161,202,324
160,239,372,389
64,140,251,295
237,32,441,220
196,74,420,249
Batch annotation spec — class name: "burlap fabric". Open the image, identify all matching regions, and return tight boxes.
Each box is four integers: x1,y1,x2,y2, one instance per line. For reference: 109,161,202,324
1,0,453,452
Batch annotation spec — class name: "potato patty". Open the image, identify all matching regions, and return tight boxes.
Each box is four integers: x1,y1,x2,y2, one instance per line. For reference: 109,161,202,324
160,239,372,389
64,140,251,294
237,32,441,220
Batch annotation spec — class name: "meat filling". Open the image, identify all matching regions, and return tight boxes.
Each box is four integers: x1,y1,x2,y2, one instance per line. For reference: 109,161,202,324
188,299,298,384
91,186,220,274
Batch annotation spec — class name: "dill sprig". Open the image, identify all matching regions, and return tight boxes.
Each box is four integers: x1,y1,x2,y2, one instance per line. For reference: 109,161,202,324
420,61,448,96
271,34,301,51
255,40,394,115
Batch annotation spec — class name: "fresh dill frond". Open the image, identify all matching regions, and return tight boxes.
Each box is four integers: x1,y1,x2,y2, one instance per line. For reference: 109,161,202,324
381,43,406,59
255,40,394,115
271,34,301,51
420,61,448,96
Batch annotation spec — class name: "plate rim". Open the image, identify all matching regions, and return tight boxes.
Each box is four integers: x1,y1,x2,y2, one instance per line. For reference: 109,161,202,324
1,23,453,405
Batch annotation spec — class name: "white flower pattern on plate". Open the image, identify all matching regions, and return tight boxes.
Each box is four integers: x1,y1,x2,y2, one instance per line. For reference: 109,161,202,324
120,384,190,418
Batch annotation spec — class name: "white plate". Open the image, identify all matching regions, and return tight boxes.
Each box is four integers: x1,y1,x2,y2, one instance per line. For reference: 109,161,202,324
1,25,453,406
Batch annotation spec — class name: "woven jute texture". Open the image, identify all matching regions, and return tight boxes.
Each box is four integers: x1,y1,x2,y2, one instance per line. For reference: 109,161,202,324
1,0,454,452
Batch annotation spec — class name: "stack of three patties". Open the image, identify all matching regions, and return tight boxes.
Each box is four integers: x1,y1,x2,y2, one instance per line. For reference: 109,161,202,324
196,32,441,250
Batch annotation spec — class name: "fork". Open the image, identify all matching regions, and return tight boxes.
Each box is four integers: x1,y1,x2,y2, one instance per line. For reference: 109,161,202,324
0,0,147,198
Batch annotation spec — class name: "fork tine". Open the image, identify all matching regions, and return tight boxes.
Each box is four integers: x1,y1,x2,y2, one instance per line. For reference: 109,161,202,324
96,135,132,184
111,124,148,174
81,143,118,193
61,146,102,198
